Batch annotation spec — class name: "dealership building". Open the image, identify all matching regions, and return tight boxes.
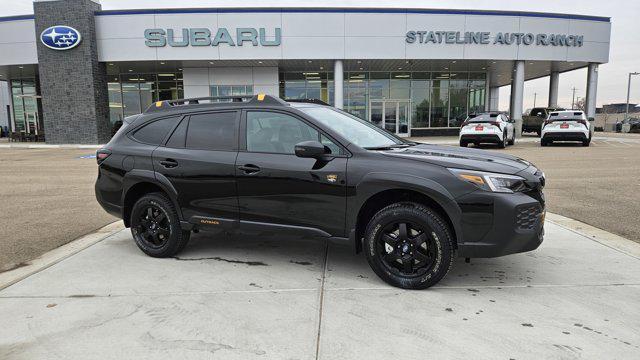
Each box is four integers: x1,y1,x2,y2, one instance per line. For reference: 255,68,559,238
0,0,611,143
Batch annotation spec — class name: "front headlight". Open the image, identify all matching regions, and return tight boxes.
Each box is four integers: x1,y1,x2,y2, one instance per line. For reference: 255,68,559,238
448,168,527,193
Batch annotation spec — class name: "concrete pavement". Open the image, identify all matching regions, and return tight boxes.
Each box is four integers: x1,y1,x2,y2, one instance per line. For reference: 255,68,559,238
1,217,639,359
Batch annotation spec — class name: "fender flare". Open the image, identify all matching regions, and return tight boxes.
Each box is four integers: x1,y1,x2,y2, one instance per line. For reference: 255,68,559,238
121,169,184,223
347,172,463,248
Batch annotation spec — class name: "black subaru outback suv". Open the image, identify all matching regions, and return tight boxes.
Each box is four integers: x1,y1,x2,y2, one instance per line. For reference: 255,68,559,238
96,94,545,289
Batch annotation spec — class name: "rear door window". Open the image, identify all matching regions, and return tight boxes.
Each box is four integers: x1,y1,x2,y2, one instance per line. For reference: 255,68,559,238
185,111,239,151
131,116,181,145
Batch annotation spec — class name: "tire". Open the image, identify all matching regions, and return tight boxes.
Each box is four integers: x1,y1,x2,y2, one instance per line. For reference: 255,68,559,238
459,140,468,147
130,192,190,257
541,138,548,147
499,132,507,148
508,131,515,145
364,202,455,290
582,140,591,147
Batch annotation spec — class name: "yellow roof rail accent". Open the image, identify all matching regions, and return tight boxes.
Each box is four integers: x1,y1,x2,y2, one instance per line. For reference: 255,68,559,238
257,93,266,101
155,101,163,108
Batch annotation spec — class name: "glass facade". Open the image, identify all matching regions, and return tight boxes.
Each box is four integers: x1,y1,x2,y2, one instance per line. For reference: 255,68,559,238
281,71,486,130
10,79,41,133
108,73,183,124
279,72,334,106
210,85,254,97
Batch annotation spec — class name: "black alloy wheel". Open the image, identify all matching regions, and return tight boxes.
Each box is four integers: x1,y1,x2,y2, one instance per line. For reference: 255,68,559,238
377,221,436,277
134,204,171,249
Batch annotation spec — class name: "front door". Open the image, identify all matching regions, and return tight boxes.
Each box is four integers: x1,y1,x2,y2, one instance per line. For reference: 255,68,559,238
369,100,410,137
235,110,348,237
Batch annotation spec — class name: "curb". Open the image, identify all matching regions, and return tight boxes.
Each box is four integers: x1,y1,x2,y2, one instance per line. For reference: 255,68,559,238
546,212,640,259
0,221,125,291
0,144,103,149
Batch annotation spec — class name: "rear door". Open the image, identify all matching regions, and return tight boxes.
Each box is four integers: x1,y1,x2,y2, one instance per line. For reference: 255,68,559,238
235,109,348,237
152,111,240,226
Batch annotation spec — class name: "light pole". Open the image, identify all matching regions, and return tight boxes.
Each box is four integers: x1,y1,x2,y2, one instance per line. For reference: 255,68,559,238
533,92,537,108
625,72,639,122
571,87,578,109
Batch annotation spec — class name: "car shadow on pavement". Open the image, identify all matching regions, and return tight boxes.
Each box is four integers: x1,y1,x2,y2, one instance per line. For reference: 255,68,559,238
172,231,536,290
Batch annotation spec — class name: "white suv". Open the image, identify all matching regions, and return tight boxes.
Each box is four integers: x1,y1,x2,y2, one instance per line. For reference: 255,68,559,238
459,113,515,148
541,110,591,147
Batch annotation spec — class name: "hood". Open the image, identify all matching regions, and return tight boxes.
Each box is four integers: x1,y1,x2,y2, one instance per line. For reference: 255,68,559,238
380,144,531,175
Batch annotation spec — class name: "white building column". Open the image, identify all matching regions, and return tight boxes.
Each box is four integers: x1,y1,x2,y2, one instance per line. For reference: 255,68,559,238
548,71,560,108
484,75,491,111
334,60,344,109
585,63,599,121
489,87,500,111
511,60,525,136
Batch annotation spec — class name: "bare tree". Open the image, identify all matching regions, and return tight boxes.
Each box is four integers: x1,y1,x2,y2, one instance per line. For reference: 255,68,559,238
574,97,586,111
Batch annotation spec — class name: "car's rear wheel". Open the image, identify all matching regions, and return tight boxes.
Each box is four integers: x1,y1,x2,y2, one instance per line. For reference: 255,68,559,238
459,140,468,147
541,138,549,147
364,202,455,290
499,132,507,148
130,192,190,257
508,131,515,145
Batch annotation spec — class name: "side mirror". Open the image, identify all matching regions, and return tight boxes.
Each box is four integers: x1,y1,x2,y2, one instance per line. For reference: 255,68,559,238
294,141,331,160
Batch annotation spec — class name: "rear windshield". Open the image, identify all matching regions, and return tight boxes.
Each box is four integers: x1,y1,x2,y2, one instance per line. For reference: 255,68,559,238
467,114,499,122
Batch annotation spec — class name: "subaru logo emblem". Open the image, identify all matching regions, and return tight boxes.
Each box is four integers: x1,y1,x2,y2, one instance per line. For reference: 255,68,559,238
40,25,81,50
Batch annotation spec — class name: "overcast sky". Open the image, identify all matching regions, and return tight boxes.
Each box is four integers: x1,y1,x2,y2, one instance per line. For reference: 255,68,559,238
3,0,639,110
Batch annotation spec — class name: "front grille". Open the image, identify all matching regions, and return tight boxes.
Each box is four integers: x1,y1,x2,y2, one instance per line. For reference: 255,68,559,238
515,204,542,230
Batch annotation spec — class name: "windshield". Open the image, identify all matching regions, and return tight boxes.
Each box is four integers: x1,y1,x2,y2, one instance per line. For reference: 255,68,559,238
299,106,405,148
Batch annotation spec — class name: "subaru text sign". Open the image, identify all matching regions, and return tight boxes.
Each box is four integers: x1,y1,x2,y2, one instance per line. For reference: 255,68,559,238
144,28,281,47
40,25,82,50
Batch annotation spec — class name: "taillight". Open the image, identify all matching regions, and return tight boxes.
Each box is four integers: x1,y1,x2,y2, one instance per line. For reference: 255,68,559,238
543,120,552,127
577,119,588,126
96,149,111,165
461,121,469,127
488,121,499,127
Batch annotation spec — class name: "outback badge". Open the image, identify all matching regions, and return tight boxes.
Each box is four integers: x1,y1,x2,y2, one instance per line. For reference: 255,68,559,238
326,174,338,183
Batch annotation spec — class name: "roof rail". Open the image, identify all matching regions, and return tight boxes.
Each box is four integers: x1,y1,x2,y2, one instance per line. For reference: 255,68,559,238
144,94,289,113
286,98,329,106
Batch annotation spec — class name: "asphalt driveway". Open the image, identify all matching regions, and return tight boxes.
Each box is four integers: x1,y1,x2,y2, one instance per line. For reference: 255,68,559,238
1,218,639,359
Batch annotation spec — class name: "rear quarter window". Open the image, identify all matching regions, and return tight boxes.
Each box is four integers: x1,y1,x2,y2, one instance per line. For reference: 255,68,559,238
131,116,180,145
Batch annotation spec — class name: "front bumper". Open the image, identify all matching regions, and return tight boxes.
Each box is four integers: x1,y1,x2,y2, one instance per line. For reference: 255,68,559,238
455,189,545,258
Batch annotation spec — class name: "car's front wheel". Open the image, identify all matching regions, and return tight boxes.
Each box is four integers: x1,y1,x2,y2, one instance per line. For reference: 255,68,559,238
364,202,455,289
130,192,190,258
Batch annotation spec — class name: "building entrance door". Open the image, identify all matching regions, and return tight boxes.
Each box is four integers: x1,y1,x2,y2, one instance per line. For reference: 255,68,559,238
368,100,410,137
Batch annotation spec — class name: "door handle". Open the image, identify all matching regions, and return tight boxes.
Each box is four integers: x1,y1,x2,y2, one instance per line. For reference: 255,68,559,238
238,164,260,174
159,159,178,168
